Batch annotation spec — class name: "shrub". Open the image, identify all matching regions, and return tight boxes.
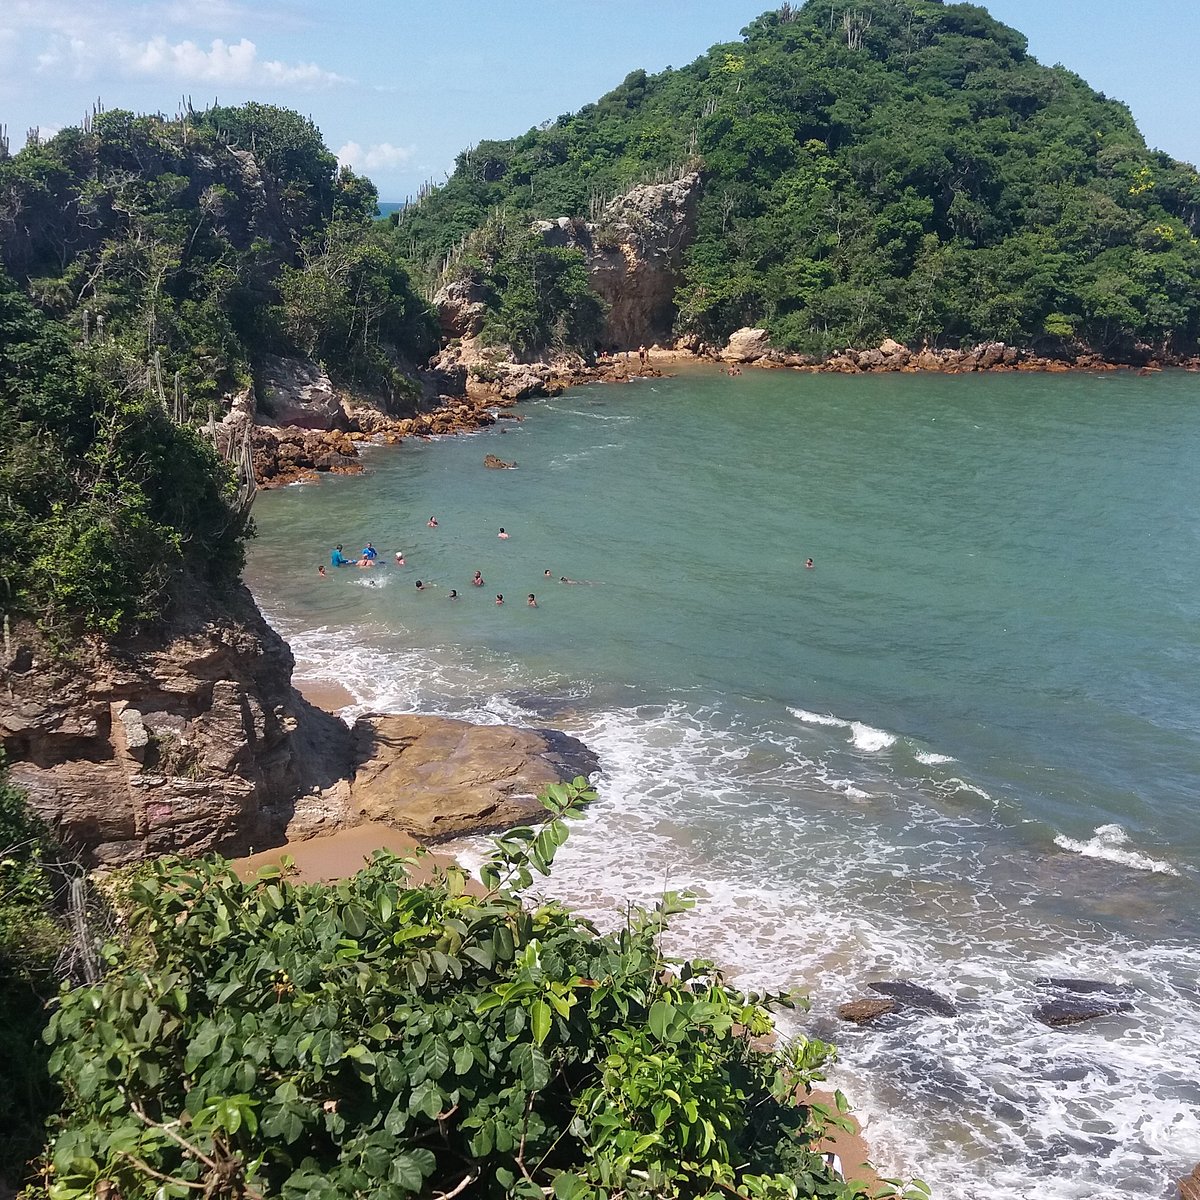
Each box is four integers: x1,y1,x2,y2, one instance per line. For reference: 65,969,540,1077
39,781,913,1200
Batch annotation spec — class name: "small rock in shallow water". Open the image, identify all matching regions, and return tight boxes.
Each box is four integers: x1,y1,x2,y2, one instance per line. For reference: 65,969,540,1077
837,998,896,1025
1033,998,1133,1028
868,980,957,1016
1035,976,1136,997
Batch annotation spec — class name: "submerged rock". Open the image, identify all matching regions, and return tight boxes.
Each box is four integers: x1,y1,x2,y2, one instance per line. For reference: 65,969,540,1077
868,980,957,1017
1033,998,1134,1028
837,998,896,1025
1035,977,1137,997
484,454,517,469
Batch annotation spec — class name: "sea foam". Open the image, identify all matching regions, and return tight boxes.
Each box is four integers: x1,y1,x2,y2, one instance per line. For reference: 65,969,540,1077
1054,823,1179,876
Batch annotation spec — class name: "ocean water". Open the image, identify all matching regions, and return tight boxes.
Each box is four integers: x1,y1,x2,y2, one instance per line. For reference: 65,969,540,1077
245,366,1200,1199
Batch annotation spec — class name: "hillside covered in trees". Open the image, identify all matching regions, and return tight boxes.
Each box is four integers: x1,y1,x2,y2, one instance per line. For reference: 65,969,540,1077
1,102,435,406
395,0,1200,360
0,103,439,636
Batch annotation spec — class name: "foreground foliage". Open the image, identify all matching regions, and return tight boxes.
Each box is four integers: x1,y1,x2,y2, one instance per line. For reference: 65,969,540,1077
397,0,1200,358
40,781,911,1199
0,766,68,1183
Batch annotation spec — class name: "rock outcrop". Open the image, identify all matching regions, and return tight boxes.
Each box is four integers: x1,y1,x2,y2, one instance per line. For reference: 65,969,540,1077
837,998,897,1025
868,980,958,1017
433,277,490,341
345,714,597,841
0,586,349,865
258,356,348,430
1,601,599,865
585,172,702,349
721,328,772,363
1033,998,1134,1028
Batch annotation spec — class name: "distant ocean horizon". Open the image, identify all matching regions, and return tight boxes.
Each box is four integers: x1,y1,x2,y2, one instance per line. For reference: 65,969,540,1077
376,201,403,219
246,366,1200,1200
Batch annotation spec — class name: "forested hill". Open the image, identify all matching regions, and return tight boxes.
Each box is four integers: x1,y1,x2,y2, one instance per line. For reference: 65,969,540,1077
395,0,1200,360
0,103,435,405
0,103,435,636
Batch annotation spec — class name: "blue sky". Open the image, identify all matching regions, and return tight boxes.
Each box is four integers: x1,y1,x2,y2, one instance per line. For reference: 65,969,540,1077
2,1,1197,201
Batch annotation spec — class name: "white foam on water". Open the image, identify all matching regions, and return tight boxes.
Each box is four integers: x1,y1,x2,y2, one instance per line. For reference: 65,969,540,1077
261,601,1200,1199
915,750,955,765
850,721,897,753
1054,823,1180,876
787,708,899,754
788,706,850,727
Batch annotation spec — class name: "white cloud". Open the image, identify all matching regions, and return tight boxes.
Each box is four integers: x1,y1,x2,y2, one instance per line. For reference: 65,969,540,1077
337,141,415,173
115,35,345,87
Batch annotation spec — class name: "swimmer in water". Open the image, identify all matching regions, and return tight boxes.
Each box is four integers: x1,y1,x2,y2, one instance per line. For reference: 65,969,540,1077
318,565,326,578
544,569,553,578
448,589,458,599
331,544,355,568
560,576,579,584
495,594,504,605
472,571,484,587
357,556,374,569
427,516,438,527
415,580,424,591
498,528,510,539
805,558,814,569
527,594,537,607
394,551,406,566
361,543,378,560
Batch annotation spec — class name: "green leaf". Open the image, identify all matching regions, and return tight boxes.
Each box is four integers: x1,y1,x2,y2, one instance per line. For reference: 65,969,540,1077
389,1153,429,1193
530,999,552,1047
408,1079,443,1120
511,1043,551,1091
648,1000,676,1041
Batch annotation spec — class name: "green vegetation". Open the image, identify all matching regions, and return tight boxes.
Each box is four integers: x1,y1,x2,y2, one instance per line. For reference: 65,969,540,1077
37,781,916,1200
395,0,1200,359
0,102,439,637
0,272,243,635
1,102,435,401
0,766,69,1183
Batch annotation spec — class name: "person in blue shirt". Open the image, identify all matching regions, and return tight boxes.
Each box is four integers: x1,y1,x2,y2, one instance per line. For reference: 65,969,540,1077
361,543,378,560
331,544,355,567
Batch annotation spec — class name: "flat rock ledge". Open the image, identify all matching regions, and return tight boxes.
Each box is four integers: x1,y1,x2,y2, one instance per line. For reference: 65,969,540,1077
340,713,599,842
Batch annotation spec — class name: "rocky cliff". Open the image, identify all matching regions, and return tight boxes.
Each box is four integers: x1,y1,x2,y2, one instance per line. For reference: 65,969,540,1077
0,588,595,865
583,172,702,350
432,171,703,394
0,583,347,864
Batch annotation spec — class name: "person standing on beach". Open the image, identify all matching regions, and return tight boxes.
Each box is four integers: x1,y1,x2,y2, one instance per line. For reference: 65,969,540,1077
639,345,647,367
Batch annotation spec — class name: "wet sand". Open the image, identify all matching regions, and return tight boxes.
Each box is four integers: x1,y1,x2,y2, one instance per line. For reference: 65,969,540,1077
233,821,473,888
295,677,357,711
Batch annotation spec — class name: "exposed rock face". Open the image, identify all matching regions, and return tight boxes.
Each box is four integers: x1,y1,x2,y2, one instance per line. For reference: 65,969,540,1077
837,998,896,1025
1,598,599,865
1033,998,1134,1028
346,714,598,840
433,278,490,340
1180,1163,1200,1200
258,356,348,430
484,454,517,469
722,328,772,363
1035,977,1136,997
585,173,702,350
868,981,958,1016
0,586,349,865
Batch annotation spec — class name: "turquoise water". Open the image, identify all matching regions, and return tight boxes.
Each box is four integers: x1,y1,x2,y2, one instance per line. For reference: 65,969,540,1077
247,366,1200,1198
